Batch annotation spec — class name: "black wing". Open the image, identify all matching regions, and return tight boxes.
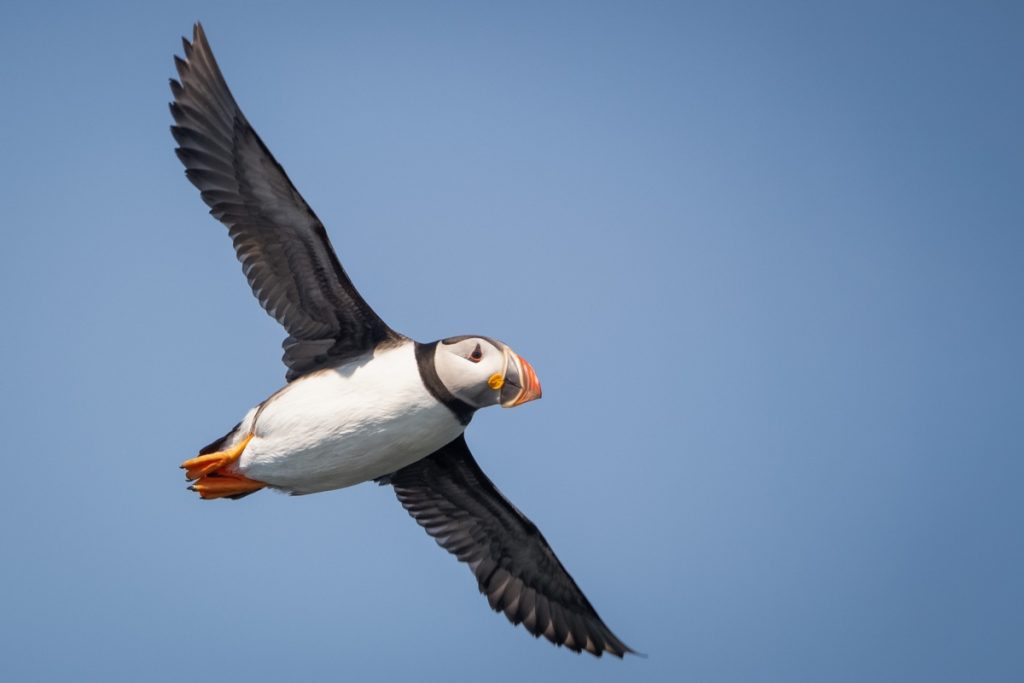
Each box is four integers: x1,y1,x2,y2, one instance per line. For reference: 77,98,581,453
169,23,402,380
378,435,635,657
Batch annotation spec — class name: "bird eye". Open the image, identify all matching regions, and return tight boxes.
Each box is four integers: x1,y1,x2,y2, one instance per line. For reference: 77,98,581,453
468,344,483,362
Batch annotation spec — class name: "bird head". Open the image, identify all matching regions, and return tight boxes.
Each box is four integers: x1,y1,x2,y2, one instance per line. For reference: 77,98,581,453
432,336,542,410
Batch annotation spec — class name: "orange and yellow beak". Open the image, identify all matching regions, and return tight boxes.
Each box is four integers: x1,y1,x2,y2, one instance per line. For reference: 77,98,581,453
500,350,542,408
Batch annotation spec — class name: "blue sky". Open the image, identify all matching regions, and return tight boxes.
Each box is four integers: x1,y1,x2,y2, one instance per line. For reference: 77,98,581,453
1,1,1021,681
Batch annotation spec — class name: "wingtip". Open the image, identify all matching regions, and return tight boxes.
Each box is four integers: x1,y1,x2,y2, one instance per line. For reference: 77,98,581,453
605,632,643,658
193,22,209,50
609,634,645,658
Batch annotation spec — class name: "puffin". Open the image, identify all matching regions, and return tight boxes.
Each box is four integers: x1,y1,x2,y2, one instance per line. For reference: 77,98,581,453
170,23,634,658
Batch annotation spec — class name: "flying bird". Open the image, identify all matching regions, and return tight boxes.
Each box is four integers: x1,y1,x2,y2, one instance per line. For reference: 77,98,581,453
170,23,633,658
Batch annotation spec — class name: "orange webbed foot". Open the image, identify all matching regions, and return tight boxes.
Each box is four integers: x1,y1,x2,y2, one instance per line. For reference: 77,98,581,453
188,473,266,500
180,433,254,481
181,433,265,499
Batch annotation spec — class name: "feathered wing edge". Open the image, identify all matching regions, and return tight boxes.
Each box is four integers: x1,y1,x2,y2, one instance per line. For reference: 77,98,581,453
378,435,636,658
170,23,403,380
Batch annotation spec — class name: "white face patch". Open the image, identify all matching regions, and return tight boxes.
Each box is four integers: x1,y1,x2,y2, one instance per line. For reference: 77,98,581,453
433,337,509,409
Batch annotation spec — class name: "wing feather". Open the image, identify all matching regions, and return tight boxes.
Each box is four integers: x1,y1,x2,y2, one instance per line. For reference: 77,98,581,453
170,23,402,379
378,435,635,658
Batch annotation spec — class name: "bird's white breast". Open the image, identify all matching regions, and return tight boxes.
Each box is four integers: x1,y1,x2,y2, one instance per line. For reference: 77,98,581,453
233,343,464,494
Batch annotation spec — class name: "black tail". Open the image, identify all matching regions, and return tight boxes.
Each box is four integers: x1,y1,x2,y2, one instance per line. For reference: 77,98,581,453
197,422,241,455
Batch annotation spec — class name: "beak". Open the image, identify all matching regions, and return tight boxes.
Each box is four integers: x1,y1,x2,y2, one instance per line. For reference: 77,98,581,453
500,350,542,408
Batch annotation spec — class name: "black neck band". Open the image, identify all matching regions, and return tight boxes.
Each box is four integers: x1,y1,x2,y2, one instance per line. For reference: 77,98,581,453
415,341,475,425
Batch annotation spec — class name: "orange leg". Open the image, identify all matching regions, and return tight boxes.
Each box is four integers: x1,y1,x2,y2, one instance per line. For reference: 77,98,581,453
189,473,266,500
181,433,255,480
180,433,266,499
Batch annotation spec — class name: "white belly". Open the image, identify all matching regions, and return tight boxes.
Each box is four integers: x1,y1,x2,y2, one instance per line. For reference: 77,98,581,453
230,343,464,494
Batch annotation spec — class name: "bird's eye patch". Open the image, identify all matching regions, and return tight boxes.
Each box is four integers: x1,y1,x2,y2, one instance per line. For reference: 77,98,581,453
468,344,483,362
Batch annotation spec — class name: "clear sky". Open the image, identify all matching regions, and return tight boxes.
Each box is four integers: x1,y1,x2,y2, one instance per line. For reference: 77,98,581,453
1,1,1021,681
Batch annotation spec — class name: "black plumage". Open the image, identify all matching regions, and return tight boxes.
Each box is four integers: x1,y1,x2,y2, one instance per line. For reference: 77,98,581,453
378,435,634,657
169,23,402,381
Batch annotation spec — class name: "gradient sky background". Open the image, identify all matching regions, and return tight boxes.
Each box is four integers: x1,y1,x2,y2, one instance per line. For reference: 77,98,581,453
1,1,1021,681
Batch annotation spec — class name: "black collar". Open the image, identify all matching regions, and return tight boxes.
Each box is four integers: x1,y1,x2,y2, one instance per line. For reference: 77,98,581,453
415,341,475,425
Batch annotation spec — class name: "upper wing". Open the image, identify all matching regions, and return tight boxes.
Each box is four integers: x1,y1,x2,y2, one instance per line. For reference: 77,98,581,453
378,435,635,657
169,23,402,380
